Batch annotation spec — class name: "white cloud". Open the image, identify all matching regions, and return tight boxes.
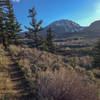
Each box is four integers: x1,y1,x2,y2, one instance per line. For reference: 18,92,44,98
12,0,20,2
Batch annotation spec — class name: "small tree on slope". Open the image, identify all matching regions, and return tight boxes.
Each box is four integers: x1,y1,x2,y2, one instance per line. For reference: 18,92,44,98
25,7,43,48
46,27,56,53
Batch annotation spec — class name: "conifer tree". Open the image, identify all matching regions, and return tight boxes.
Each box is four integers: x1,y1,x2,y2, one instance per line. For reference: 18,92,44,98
0,0,21,48
46,27,56,53
25,8,43,48
6,0,21,44
0,4,8,49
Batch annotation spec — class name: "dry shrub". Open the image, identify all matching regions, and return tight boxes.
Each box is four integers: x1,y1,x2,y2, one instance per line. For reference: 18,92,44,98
80,56,92,68
16,47,68,71
0,55,8,71
0,46,9,71
9,45,23,57
38,68,98,100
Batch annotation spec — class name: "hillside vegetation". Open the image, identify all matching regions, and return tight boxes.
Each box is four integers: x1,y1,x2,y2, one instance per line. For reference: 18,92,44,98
0,43,99,100
7,45,99,99
0,0,100,100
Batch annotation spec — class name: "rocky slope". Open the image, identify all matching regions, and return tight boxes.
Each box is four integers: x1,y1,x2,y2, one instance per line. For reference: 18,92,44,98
84,20,100,32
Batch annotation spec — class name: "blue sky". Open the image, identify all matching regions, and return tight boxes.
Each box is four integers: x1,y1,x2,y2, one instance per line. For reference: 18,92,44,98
12,0,100,30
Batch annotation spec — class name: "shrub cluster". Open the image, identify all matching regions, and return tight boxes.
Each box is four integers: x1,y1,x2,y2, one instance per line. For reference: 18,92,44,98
37,68,98,100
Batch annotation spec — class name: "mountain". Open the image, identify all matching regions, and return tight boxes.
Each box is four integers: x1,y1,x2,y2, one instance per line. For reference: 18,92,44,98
40,19,84,37
40,20,100,39
18,20,100,39
84,20,100,32
46,19,83,32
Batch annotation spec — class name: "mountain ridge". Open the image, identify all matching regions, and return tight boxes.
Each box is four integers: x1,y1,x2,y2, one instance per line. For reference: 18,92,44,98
18,19,100,39
40,19,84,34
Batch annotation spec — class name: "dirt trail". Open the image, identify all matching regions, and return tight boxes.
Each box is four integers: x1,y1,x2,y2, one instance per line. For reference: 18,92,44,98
0,51,34,100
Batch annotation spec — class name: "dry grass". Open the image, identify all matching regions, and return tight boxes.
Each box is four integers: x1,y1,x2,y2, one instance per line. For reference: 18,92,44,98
9,45,73,71
0,45,22,100
38,67,98,100
0,45,8,71
9,45,24,57
9,45,97,82
0,45,14,99
8,45,99,99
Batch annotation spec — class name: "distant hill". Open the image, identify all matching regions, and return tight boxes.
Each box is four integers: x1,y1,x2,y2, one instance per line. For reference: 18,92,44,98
40,19,100,39
84,20,100,32
18,19,100,39
43,19,84,32
40,19,85,37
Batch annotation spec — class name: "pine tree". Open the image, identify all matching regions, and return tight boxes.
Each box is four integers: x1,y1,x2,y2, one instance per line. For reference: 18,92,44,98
46,27,56,53
25,8,43,48
0,0,21,49
93,39,100,69
6,0,21,44
0,4,8,49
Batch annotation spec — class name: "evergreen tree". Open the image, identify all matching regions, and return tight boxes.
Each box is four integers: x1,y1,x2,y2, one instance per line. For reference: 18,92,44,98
46,27,56,53
93,39,100,69
0,4,8,49
0,0,21,49
25,8,43,48
6,0,21,44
